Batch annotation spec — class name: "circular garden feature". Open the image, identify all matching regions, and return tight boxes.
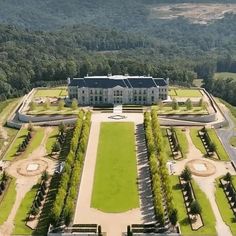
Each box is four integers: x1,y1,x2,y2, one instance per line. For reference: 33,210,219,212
186,159,216,177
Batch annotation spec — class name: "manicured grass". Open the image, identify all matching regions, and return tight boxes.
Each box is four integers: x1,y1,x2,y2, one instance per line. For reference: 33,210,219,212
46,127,59,154
170,176,191,235
175,128,189,157
231,176,236,190
161,128,172,158
191,180,216,235
13,184,38,235
171,176,216,235
190,128,207,155
153,105,207,115
34,89,67,97
21,128,44,158
91,122,139,212
215,177,236,235
230,136,236,147
207,128,229,161
0,178,16,224
27,105,80,115
4,128,28,161
4,128,44,161
170,89,202,97
214,72,236,80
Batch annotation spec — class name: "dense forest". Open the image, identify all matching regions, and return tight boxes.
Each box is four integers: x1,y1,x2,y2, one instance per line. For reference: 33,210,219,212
0,0,236,104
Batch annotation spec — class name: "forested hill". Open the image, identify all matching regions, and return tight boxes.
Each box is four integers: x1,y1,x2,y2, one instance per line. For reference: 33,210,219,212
1,0,236,30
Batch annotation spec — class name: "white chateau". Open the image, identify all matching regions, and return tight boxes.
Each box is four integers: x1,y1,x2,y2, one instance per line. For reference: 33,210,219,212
68,75,169,105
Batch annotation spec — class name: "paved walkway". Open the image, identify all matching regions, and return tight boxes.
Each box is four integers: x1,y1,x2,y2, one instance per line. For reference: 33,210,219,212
0,127,56,236
174,129,233,236
73,113,155,236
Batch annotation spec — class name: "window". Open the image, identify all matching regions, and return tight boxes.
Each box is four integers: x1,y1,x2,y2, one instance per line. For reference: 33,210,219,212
151,96,154,102
82,90,85,94
90,90,93,94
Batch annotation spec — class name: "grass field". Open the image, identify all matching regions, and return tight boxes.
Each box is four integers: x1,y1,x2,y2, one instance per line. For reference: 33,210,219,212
214,72,236,80
191,180,216,235
207,129,229,161
230,136,236,147
170,88,202,97
91,122,139,212
4,128,28,161
27,105,80,115
175,128,189,157
46,127,59,154
13,184,38,235
190,128,207,155
4,128,44,161
21,128,44,158
161,128,172,158
0,178,16,224
34,88,67,97
170,176,216,235
215,177,236,235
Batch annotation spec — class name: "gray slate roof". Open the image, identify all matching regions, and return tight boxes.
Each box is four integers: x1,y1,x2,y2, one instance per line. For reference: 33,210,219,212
69,76,167,88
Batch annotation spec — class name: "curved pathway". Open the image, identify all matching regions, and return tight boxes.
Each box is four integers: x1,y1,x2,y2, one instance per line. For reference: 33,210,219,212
174,129,233,236
0,127,56,236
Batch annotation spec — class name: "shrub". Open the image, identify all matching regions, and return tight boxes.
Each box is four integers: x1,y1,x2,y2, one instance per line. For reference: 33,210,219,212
190,200,202,218
181,167,192,182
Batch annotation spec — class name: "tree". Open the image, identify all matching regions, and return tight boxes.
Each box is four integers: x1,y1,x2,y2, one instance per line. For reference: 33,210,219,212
42,171,49,182
52,142,60,153
169,208,178,226
190,200,202,219
71,98,78,110
186,98,192,110
59,122,66,134
28,121,34,132
58,99,65,110
172,98,179,110
29,101,36,111
181,167,192,182
224,172,232,183
199,98,204,108
43,99,50,110
98,225,102,236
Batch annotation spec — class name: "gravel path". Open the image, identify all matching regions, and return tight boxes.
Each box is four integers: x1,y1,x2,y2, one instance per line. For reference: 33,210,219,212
73,113,155,236
0,127,56,236
174,129,233,236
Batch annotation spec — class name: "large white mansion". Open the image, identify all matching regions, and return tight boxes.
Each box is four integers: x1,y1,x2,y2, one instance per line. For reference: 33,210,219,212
68,75,169,105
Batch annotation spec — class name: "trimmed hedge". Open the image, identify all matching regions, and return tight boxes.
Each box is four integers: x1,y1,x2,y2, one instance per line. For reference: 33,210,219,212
144,110,177,227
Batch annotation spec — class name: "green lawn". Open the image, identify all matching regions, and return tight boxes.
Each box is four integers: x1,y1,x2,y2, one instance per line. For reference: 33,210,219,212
46,127,59,154
214,72,236,80
4,128,28,161
27,105,80,115
153,105,207,115
161,128,172,158
190,128,207,155
0,178,16,224
13,184,38,235
91,122,139,212
230,136,236,147
215,177,236,235
191,180,216,235
231,176,236,190
170,176,216,235
170,89,202,97
21,128,44,158
34,88,67,97
175,128,189,157
207,129,229,161
4,128,44,161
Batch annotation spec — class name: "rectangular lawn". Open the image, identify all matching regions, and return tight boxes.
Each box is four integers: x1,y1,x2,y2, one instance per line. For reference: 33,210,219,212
91,122,139,212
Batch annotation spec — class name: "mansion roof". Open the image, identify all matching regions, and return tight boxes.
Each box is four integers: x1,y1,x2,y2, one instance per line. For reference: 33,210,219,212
69,75,168,89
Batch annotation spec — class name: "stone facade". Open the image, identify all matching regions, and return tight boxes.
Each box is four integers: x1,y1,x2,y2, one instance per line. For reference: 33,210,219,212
68,75,169,106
